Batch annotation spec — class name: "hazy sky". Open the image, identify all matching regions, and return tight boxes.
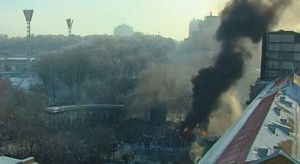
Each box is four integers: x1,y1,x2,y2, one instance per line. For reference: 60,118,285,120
0,0,227,40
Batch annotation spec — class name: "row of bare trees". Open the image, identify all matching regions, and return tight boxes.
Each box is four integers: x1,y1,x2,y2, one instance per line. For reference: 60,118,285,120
0,33,192,163
35,34,176,105
0,78,121,163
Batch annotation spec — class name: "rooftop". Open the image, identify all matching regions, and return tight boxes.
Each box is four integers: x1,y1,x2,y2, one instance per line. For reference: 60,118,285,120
0,156,37,164
198,74,300,163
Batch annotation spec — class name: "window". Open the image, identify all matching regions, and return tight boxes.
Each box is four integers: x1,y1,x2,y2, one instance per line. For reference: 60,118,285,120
279,43,294,52
279,61,293,69
294,53,300,61
267,61,279,69
268,52,279,59
278,52,293,60
294,44,300,52
269,34,281,42
280,34,295,42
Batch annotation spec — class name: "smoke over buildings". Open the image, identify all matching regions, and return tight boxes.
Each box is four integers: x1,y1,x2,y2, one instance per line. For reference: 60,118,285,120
207,89,242,136
181,0,292,132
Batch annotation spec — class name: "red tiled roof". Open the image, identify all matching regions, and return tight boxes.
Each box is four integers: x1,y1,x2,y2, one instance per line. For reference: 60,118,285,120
215,93,277,164
271,77,291,90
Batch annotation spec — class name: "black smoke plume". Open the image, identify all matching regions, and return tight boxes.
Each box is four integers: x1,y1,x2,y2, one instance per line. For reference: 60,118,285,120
181,0,292,132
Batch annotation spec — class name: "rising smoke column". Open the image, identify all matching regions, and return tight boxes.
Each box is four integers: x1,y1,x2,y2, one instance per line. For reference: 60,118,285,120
181,0,292,132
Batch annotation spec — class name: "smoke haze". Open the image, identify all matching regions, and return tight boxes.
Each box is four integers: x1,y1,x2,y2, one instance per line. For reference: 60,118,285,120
208,89,242,136
126,54,213,119
189,141,204,163
275,0,300,30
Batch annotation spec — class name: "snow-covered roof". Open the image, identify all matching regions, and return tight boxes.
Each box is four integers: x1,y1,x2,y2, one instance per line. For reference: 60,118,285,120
0,156,37,164
46,104,124,114
198,74,300,163
0,57,35,61
0,156,21,164
9,76,40,91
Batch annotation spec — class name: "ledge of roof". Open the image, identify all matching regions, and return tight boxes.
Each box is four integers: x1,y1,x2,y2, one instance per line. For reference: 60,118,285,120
249,150,300,164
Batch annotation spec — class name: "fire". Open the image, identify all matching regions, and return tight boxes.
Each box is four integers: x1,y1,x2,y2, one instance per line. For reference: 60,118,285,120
179,127,194,141
199,129,208,137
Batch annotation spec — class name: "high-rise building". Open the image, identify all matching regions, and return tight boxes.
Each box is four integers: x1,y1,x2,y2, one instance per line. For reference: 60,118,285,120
188,13,220,39
260,30,300,80
186,13,220,51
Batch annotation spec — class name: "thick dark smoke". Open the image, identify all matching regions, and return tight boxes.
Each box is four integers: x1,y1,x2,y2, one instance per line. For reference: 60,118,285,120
181,0,292,132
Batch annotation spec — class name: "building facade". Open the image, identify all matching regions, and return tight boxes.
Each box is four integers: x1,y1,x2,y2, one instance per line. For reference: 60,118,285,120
44,104,124,128
261,30,300,81
186,13,220,51
188,13,220,39
0,57,35,72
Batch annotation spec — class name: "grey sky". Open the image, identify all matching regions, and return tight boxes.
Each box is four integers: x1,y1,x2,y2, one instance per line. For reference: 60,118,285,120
0,0,226,40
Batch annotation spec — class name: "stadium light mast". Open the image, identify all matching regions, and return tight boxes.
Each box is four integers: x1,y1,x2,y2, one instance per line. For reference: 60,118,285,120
23,10,33,38
23,9,33,71
66,18,74,36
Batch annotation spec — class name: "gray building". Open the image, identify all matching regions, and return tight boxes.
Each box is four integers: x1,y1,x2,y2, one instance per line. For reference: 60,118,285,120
114,24,134,37
188,13,220,39
0,57,35,72
260,30,300,80
186,13,220,51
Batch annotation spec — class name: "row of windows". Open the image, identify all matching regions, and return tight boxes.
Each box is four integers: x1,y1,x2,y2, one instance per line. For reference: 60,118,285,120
268,43,300,52
266,60,300,72
268,34,295,43
267,52,300,61
266,61,300,70
266,61,294,69
265,69,293,80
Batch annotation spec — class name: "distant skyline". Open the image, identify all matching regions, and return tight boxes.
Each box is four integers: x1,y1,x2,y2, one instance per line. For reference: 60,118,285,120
0,0,227,40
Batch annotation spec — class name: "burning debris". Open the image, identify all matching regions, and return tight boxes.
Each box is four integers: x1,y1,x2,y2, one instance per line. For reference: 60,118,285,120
181,0,292,133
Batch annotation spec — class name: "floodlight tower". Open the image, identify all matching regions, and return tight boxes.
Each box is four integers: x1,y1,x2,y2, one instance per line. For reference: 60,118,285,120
23,10,33,39
66,18,74,36
23,9,33,71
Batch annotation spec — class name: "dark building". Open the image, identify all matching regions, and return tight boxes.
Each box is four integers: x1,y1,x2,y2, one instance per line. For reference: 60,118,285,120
260,30,300,80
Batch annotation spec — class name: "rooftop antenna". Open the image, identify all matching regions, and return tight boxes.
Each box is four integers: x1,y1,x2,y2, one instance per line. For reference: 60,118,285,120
66,18,74,36
23,9,33,71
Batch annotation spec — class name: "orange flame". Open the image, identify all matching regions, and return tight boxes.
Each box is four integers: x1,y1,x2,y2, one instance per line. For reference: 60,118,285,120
199,129,208,137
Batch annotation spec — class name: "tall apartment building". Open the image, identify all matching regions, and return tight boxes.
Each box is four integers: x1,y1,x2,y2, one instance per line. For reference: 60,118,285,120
187,13,220,51
188,13,220,39
260,30,300,80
